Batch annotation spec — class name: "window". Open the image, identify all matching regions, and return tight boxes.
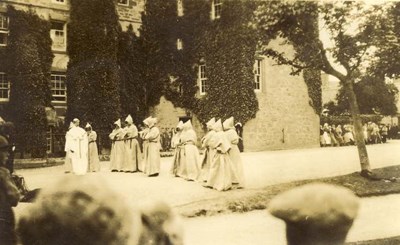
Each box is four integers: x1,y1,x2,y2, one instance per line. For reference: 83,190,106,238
118,0,129,6
0,14,9,46
46,127,52,153
254,59,262,91
211,0,222,20
50,21,66,51
177,0,184,16
177,38,183,50
199,65,207,95
51,74,67,102
0,73,9,100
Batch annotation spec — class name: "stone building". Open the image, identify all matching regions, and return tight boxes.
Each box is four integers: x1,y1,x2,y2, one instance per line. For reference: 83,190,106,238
0,0,320,153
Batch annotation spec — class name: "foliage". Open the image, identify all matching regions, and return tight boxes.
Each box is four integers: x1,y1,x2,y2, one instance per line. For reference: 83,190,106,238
333,76,398,116
163,0,211,110
6,6,53,158
195,0,259,125
370,2,400,78
139,0,176,109
67,0,121,145
118,25,147,125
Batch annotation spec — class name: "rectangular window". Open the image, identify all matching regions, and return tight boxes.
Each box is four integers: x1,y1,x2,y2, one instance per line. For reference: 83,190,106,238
177,0,184,17
50,21,66,51
0,14,9,46
212,0,222,20
46,127,52,153
0,73,9,100
199,65,207,95
51,74,67,102
118,0,129,6
254,59,262,91
177,38,183,50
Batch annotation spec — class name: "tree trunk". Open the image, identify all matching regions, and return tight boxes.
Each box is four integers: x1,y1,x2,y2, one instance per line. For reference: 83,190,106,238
343,79,372,172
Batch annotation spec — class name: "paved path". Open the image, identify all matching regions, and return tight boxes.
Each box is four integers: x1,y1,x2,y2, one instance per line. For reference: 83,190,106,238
13,140,400,244
184,194,400,244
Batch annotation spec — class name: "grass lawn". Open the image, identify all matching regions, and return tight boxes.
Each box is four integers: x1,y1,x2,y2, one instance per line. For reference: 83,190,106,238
176,165,400,217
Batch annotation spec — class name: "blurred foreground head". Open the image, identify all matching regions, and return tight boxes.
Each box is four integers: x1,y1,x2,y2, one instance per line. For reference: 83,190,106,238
268,183,359,245
18,175,141,245
139,200,184,245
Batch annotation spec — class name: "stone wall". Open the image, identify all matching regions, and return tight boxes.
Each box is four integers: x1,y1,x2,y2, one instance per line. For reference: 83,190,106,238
243,39,320,151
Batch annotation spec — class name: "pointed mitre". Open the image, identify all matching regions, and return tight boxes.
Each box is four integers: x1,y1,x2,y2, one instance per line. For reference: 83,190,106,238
149,117,158,127
68,122,74,129
114,119,121,128
85,123,91,129
176,121,184,130
206,117,216,129
212,119,223,132
223,117,234,130
125,114,133,124
183,120,193,130
143,116,152,126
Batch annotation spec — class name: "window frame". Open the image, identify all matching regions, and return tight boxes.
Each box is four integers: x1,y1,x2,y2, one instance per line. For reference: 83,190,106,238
117,0,129,6
199,64,207,95
50,74,67,103
254,59,262,92
177,38,183,50
0,14,9,47
177,0,184,17
0,72,10,101
50,21,67,51
211,0,222,20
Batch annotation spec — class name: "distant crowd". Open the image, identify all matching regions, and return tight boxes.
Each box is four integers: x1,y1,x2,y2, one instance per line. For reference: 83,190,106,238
320,122,400,147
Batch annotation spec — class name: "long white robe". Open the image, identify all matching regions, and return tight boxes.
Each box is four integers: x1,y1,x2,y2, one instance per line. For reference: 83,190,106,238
88,130,100,172
143,126,160,176
65,126,88,175
179,129,201,181
109,128,125,171
122,124,141,172
225,128,245,188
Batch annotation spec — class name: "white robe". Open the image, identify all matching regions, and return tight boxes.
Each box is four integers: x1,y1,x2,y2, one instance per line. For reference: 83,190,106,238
65,126,88,175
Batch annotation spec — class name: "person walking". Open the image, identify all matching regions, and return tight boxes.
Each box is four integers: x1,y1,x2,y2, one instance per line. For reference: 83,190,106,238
109,119,125,172
179,120,201,181
65,118,88,175
0,135,19,245
122,115,141,173
205,119,234,191
64,122,74,173
143,117,160,177
200,117,216,182
85,123,100,172
170,121,184,177
223,117,245,188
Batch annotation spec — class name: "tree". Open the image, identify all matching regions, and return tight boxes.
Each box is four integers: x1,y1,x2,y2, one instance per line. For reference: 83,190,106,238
332,75,398,116
195,0,259,125
255,1,396,175
6,6,53,158
67,0,121,145
118,25,147,125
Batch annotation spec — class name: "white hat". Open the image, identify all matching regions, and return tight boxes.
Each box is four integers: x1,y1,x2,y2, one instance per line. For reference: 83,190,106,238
223,117,234,130
73,118,80,123
183,120,193,130
212,119,223,132
68,122,74,129
176,121,184,130
125,115,133,124
85,123,91,129
114,119,121,128
206,117,215,129
143,116,152,126
148,117,157,128
0,117,5,125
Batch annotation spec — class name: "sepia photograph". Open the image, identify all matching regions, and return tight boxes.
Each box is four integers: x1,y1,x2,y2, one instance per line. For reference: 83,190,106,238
0,0,400,244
